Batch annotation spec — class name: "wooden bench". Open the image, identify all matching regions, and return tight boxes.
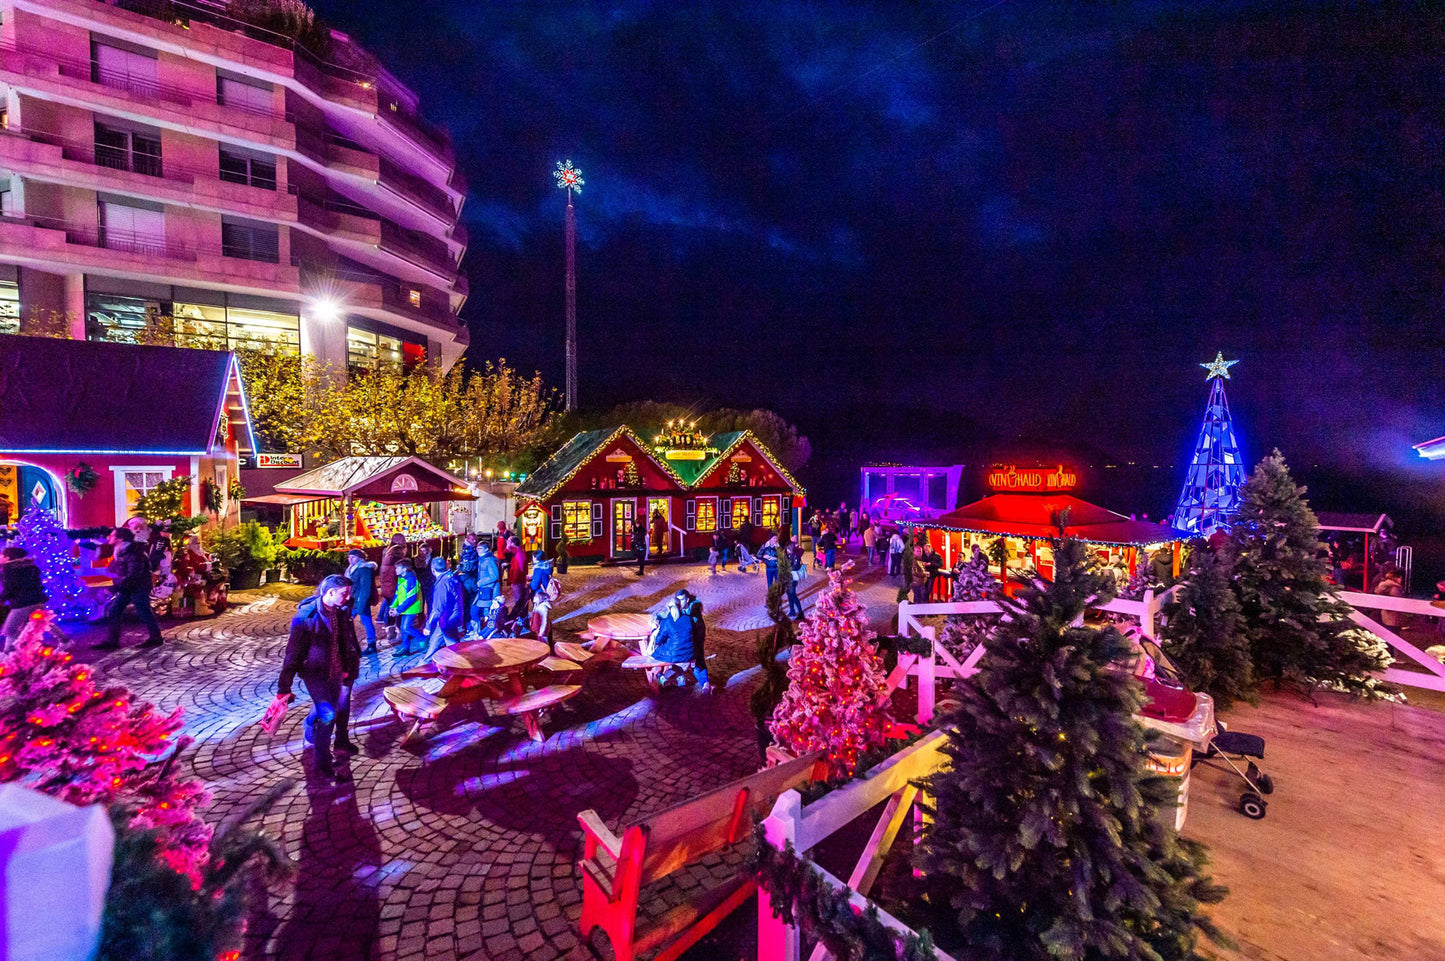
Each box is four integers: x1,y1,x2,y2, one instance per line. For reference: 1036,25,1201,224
382,684,449,742
577,750,825,961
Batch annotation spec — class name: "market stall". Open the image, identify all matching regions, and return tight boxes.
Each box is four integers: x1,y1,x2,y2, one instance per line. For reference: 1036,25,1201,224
921,464,1181,584
246,456,474,552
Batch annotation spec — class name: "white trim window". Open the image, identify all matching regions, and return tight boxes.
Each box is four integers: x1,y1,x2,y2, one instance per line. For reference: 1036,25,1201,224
111,465,174,525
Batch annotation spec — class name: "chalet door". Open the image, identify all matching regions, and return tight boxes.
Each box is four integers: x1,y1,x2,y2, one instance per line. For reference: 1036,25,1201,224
648,498,670,556
612,498,635,557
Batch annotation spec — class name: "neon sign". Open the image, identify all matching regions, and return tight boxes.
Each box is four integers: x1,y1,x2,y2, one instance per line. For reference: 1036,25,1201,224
988,464,1078,492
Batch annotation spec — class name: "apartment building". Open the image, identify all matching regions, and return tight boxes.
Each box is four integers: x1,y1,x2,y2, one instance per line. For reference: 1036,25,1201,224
0,0,468,375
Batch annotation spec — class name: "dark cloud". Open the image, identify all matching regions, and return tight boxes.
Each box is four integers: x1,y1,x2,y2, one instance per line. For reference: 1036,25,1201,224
312,0,1445,506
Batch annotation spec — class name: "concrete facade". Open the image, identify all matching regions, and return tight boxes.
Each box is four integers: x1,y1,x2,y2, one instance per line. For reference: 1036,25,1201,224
0,0,468,373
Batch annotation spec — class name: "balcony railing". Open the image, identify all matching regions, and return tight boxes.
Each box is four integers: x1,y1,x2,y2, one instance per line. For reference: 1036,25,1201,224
0,39,282,122
378,156,456,222
379,218,456,277
96,0,453,156
304,264,458,327
0,126,290,202
0,210,294,270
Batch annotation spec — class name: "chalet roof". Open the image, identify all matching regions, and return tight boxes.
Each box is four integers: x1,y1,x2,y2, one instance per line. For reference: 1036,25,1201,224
275,456,469,500
687,430,806,494
1316,512,1391,534
515,427,685,500
0,337,254,454
930,494,1175,547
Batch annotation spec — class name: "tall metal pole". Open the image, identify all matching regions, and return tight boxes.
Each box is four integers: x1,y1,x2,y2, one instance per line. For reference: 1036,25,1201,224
565,193,577,411
554,160,585,412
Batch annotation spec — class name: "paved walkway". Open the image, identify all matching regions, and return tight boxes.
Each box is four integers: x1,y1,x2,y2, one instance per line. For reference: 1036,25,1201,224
79,555,901,961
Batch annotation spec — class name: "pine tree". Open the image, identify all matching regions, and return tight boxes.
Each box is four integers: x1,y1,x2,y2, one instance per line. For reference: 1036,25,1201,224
1229,451,1391,696
1160,544,1254,708
917,538,1226,961
769,569,892,777
0,610,212,884
14,506,92,620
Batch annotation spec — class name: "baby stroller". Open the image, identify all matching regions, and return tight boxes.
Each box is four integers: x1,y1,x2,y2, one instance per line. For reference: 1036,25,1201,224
735,543,761,573
1193,722,1275,819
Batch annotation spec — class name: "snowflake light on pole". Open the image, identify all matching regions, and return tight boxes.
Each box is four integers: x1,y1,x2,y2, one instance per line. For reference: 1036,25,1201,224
1172,351,1247,538
554,159,585,412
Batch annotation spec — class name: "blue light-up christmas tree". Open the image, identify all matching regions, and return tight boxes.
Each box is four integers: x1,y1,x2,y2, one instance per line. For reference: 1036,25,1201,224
14,505,93,620
1173,352,1247,538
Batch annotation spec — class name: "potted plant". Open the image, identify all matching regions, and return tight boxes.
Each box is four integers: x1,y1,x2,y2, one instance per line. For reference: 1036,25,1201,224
205,521,276,590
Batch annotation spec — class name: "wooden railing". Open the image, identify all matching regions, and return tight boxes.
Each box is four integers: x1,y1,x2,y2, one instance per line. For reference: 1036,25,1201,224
758,732,955,961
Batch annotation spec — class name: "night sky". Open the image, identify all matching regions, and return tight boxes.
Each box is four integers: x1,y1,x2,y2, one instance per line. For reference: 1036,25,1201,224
311,1,1444,517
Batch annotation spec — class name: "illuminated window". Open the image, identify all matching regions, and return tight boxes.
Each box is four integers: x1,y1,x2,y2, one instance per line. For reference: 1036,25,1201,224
407,288,422,308
170,302,227,349
113,467,174,524
348,322,425,373
695,498,716,533
760,496,780,530
612,500,635,554
225,305,299,352
732,499,750,529
0,278,18,335
563,501,591,542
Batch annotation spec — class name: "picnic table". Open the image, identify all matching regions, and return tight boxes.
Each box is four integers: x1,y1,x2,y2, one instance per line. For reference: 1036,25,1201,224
583,613,655,650
384,637,581,742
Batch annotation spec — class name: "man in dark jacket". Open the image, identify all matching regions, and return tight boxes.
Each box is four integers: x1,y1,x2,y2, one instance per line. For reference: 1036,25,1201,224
278,574,358,780
632,520,648,576
345,549,379,653
456,533,481,614
98,527,162,650
423,557,466,659
468,541,500,634
0,546,47,648
678,589,710,690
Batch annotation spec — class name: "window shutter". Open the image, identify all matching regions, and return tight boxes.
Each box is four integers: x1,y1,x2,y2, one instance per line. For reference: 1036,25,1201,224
591,502,603,539
753,497,762,521
685,500,696,531
550,503,562,539
721,499,732,529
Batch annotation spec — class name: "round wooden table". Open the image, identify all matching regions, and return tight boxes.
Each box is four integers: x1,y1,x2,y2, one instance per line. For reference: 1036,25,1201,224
585,613,656,649
433,637,550,676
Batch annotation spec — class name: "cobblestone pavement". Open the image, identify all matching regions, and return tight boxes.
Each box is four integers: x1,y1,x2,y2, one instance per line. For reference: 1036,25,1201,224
78,553,901,961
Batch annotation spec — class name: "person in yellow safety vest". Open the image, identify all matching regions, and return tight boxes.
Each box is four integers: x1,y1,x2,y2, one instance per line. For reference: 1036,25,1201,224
392,559,425,655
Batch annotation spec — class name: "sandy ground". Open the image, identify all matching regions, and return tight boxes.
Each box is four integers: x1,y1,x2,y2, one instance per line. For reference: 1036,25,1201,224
1185,693,1445,961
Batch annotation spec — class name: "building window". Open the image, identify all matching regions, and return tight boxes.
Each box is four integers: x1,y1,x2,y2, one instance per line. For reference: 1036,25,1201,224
731,498,750,529
92,41,158,97
612,499,635,554
696,497,717,533
219,147,277,190
217,74,273,115
760,496,780,530
95,121,161,177
99,200,165,255
0,278,18,335
221,218,279,263
112,466,174,525
0,189,11,217
224,305,299,352
169,301,228,349
407,288,422,308
347,322,425,373
562,501,591,542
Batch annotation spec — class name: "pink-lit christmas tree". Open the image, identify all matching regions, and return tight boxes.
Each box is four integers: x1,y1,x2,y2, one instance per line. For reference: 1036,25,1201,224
0,609,212,884
769,568,892,777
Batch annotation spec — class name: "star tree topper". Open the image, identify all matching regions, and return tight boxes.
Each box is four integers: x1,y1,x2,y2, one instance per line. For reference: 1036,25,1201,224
554,159,584,196
1201,350,1239,380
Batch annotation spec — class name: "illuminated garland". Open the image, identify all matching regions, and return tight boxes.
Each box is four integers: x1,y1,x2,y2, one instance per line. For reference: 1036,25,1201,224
700,431,807,496
519,426,693,501
751,828,937,961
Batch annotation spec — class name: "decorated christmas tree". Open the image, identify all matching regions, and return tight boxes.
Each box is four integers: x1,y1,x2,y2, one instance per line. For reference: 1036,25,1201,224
0,610,211,883
769,568,892,777
938,549,999,664
1229,451,1392,697
13,505,92,620
917,538,1227,961
1161,543,1254,708
1172,352,1247,538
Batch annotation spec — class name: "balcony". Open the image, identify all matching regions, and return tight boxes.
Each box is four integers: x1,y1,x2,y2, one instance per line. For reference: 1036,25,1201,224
378,156,457,224
379,219,457,279
0,39,292,143
304,264,458,331
0,211,299,289
0,127,296,220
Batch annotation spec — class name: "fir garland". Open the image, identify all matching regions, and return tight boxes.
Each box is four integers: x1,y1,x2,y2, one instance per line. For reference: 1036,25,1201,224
752,826,937,961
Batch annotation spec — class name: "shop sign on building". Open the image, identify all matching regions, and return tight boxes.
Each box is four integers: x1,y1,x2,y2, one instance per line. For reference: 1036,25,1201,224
987,464,1079,492
254,453,303,469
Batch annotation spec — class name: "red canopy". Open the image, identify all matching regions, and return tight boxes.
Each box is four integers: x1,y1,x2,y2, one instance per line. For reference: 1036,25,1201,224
929,494,1174,547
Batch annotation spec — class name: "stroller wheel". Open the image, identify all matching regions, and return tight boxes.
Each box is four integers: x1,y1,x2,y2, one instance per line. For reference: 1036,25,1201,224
1256,772,1275,795
1239,792,1267,820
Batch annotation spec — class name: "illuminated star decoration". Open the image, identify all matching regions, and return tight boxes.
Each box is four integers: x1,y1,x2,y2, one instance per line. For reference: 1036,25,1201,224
554,159,584,196
1200,350,1239,380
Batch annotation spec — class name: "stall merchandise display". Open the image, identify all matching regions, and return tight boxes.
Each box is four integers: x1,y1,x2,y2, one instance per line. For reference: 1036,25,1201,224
357,501,447,543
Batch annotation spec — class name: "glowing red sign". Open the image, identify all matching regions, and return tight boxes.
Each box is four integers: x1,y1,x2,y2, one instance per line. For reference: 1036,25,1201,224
987,464,1078,492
